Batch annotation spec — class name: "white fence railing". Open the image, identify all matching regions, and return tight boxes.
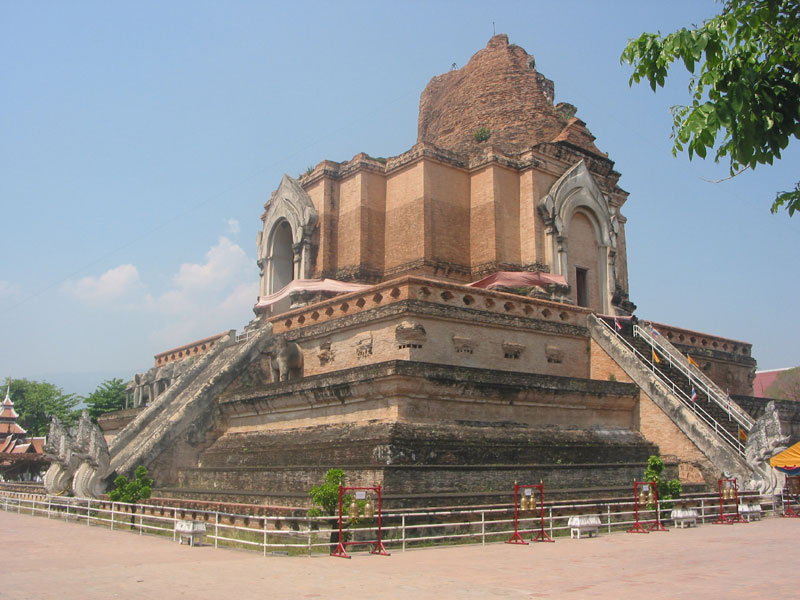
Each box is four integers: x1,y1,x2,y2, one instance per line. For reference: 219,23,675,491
1,490,788,556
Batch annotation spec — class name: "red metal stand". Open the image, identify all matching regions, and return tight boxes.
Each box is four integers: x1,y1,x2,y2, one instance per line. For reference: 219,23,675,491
713,478,744,524
628,480,667,533
782,476,800,518
330,485,390,559
506,481,553,545
531,482,554,543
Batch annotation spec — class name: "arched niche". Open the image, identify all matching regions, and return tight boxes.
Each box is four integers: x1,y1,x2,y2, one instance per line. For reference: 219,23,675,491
257,174,319,296
268,220,294,294
538,160,619,313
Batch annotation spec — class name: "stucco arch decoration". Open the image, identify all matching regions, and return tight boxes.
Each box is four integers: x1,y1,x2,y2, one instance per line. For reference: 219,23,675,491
538,160,619,313
257,174,319,296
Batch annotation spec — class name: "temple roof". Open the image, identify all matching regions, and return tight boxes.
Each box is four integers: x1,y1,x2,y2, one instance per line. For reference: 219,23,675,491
0,381,28,437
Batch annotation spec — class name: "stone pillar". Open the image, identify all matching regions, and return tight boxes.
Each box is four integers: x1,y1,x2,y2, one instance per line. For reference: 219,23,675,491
556,235,568,279
606,248,617,314
300,238,313,279
257,258,266,296
292,242,302,280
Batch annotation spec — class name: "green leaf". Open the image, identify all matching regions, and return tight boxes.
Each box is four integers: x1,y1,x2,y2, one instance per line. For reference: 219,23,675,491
621,0,800,216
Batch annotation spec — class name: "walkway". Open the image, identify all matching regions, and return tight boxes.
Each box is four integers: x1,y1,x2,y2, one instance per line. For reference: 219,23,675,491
3,510,796,599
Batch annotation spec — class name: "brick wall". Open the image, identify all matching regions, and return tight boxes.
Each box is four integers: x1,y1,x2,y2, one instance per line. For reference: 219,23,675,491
589,338,633,383
637,391,716,484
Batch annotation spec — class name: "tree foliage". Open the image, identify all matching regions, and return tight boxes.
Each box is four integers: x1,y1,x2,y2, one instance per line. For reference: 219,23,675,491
308,468,347,517
621,0,800,215
5,378,80,437
85,378,127,422
644,455,683,508
108,465,153,504
765,366,800,401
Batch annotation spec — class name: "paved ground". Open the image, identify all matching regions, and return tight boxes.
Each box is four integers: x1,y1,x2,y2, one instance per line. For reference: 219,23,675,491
3,509,797,599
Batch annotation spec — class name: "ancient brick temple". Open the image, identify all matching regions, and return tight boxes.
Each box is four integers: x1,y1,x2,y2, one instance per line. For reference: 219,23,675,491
58,35,796,508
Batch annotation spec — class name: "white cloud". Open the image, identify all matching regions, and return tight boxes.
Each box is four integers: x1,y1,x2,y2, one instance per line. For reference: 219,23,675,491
62,264,143,304
227,218,240,235
173,236,249,290
58,236,258,362
142,237,257,329
0,280,20,297
220,282,260,314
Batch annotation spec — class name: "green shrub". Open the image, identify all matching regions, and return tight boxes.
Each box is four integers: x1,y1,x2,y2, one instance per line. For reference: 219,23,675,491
109,465,153,504
643,455,682,508
473,127,491,143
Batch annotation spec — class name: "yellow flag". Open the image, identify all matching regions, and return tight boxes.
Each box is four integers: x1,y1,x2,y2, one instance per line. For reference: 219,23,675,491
652,349,661,364
688,355,700,368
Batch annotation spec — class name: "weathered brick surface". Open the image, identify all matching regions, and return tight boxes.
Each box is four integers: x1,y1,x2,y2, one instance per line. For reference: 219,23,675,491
589,339,633,383
417,34,601,158
277,35,634,314
637,391,716,484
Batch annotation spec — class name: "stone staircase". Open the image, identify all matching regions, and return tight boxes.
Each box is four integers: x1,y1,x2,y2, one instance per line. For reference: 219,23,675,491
626,333,742,444
589,314,751,482
105,325,276,483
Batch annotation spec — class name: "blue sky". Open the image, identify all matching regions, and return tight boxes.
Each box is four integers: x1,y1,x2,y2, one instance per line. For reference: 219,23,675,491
2,1,798,396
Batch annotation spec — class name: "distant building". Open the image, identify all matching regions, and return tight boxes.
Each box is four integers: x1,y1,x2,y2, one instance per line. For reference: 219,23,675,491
0,381,47,481
753,368,797,399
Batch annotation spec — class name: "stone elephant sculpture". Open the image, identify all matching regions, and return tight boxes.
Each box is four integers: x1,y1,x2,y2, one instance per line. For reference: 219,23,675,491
266,335,304,382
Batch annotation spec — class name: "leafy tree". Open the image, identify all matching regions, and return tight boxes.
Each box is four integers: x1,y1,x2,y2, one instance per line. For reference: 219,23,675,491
621,0,800,215
85,378,127,422
308,468,352,549
5,378,80,436
765,366,800,401
108,465,153,504
644,455,683,508
308,468,347,517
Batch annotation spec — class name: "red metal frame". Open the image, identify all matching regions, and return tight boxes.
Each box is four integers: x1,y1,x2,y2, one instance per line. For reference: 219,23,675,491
782,476,800,518
627,480,667,533
506,481,554,545
330,485,390,559
713,478,744,524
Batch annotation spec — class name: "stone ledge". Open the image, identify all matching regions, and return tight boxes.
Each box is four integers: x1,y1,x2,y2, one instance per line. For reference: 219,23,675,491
269,276,590,336
218,359,638,406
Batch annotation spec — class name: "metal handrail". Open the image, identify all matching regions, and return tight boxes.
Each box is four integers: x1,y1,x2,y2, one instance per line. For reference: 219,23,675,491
633,324,754,430
0,489,779,554
596,318,745,455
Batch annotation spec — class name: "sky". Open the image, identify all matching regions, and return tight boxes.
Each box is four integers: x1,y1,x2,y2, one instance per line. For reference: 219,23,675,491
1,1,798,397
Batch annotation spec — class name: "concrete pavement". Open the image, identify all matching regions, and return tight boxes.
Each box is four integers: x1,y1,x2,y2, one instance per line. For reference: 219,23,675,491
2,509,796,599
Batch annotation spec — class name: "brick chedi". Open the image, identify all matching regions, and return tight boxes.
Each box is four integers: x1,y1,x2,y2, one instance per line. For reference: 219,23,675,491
259,34,634,316
418,34,603,158
79,35,785,511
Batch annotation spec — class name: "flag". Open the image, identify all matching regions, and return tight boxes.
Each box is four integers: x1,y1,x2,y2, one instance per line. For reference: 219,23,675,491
614,317,622,331
652,328,661,337
687,355,700,368
690,387,698,403
651,349,661,364
739,427,748,442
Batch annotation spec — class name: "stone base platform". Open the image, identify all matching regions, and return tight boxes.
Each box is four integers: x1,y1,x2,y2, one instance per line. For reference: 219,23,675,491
165,460,657,509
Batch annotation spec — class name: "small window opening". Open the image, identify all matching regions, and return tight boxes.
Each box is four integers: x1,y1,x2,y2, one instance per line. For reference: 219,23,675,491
576,267,589,308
